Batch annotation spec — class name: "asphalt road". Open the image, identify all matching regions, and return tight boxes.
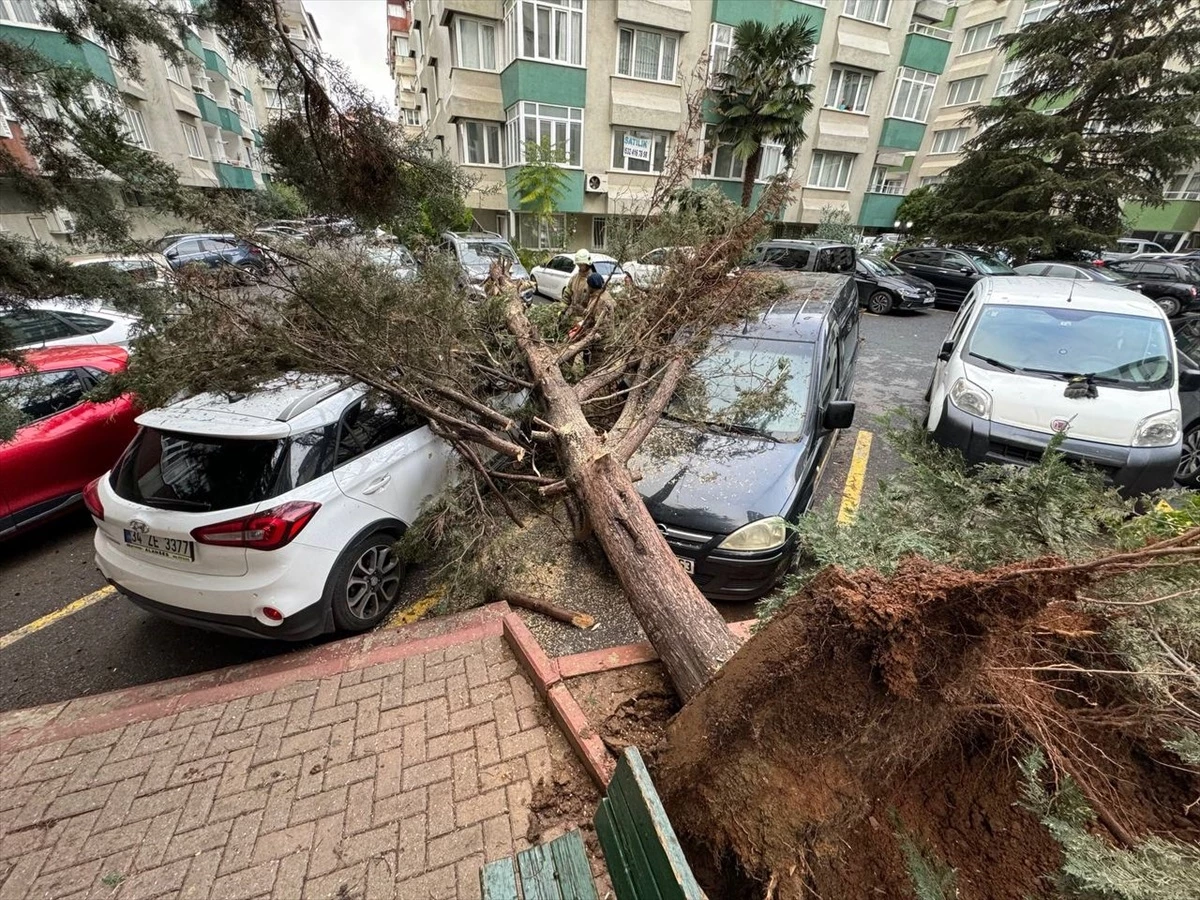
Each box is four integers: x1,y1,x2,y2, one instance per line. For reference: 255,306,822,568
0,306,952,713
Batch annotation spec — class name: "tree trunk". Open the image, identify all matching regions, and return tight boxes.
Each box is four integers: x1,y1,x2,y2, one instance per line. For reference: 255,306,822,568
505,295,740,702
740,144,763,208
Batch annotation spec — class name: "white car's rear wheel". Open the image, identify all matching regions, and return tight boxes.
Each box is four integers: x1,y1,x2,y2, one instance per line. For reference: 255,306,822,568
329,531,405,632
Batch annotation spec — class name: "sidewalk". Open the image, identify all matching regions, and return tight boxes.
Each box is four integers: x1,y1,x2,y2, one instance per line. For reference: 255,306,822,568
0,605,566,900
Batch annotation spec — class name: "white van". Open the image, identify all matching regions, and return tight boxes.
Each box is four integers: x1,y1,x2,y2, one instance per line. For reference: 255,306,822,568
926,276,1200,493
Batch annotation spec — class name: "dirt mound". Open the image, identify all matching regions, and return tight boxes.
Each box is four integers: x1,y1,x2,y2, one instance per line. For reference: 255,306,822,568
654,552,1200,899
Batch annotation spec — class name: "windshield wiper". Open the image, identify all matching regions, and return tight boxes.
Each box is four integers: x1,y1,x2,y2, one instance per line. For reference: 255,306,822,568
968,353,1018,373
706,421,778,441
137,497,212,511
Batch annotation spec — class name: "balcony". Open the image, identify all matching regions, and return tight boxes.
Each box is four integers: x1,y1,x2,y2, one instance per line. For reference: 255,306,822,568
912,0,950,25
499,60,586,108
831,16,892,71
813,108,871,154
0,24,116,87
214,162,255,190
447,68,503,122
610,78,682,132
194,92,223,128
900,24,952,74
879,118,926,151
203,47,231,80
1124,199,1200,233
859,193,907,228
218,106,243,136
614,0,692,33
438,0,501,23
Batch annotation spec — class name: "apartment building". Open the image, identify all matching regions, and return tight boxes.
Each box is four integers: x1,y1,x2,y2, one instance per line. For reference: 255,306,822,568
388,2,423,135
0,0,319,243
400,0,1198,252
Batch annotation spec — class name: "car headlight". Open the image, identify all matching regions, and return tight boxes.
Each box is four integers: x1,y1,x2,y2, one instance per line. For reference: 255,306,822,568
949,378,992,418
717,516,789,552
1133,409,1181,447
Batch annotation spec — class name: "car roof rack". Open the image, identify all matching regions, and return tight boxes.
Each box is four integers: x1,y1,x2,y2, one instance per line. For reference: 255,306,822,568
275,382,345,421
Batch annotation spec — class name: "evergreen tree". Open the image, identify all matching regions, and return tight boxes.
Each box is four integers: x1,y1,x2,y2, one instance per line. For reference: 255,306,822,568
926,0,1200,260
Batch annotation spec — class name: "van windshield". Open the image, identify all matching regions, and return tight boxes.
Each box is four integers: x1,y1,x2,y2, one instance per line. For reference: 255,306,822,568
965,305,1173,390
667,337,815,440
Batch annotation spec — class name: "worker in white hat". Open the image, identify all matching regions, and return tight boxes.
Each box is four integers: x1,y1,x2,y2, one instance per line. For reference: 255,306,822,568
562,248,597,327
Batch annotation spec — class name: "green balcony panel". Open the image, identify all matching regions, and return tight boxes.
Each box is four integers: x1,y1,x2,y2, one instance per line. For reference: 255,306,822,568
214,162,255,190
194,91,222,127
203,47,230,79
859,193,906,228
1124,200,1200,233
218,106,243,136
499,60,585,108
879,118,926,151
939,5,957,26
243,87,253,103
505,167,584,213
0,24,116,87
691,178,771,211
1031,88,1076,112
252,128,264,147
711,0,824,38
184,32,204,61
901,32,951,74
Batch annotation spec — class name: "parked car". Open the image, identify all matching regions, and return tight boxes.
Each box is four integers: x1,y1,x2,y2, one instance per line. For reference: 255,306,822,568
632,272,860,601
0,303,139,349
925,277,1200,495
892,246,1017,307
153,233,269,277
1013,260,1199,318
66,253,174,288
530,253,624,301
621,246,693,289
854,255,936,314
1100,238,1170,262
89,378,455,639
1106,259,1200,317
439,231,529,289
362,243,419,281
1,345,138,539
749,239,856,274
1175,315,1200,486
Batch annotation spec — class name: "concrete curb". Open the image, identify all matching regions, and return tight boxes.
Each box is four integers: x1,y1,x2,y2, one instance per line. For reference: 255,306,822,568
0,602,511,752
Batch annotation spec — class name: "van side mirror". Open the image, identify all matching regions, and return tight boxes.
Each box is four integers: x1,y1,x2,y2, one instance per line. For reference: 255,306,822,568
1180,368,1200,392
822,400,856,431
938,340,955,362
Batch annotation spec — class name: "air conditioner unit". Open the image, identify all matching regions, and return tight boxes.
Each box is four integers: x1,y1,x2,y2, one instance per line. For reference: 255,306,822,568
585,173,608,193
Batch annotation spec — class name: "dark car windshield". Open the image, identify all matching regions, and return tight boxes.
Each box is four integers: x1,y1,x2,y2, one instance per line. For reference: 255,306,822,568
667,337,816,440
963,252,1015,274
460,241,517,266
966,305,1174,390
111,425,337,512
858,256,903,277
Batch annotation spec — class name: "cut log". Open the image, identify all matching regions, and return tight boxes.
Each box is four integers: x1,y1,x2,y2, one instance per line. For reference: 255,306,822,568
501,591,596,630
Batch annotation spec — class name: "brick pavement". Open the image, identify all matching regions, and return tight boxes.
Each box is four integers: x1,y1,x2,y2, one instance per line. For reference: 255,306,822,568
0,610,564,900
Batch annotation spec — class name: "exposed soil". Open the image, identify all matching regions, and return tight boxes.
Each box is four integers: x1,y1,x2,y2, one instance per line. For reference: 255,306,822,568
567,664,680,766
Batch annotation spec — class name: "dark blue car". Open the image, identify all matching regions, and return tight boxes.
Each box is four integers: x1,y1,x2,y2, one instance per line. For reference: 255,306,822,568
154,233,269,278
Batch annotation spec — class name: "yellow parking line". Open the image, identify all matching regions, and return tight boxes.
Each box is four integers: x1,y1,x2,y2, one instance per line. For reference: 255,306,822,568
0,585,116,651
385,585,444,628
837,429,874,526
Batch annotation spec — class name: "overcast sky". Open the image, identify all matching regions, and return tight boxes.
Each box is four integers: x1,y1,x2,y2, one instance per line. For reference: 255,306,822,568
305,0,396,116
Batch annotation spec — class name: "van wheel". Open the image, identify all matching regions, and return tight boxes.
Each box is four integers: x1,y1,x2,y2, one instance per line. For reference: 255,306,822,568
327,531,405,632
867,290,894,315
1155,295,1182,318
1178,423,1200,487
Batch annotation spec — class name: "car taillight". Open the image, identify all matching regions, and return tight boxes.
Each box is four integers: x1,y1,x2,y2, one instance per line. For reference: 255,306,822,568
191,501,320,550
83,477,104,521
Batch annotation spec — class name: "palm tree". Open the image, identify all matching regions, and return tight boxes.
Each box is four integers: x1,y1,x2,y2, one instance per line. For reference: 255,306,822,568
710,19,817,207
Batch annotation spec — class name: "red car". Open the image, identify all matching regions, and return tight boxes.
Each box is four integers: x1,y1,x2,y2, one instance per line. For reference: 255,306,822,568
0,345,138,538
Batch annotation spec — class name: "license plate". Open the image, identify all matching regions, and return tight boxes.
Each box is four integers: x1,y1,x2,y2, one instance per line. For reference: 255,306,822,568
676,556,694,574
123,529,195,561
923,296,935,305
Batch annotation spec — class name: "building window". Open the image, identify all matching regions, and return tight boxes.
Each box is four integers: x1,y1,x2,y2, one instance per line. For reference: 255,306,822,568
387,3,406,18
616,27,677,83
1165,173,1200,200
918,174,947,187
455,17,496,70
518,213,565,249
700,123,742,180
808,152,854,190
503,0,584,67
842,0,891,25
611,127,669,174
0,86,12,138
709,22,733,76
592,216,606,249
165,58,189,86
868,165,905,194
758,143,787,180
994,59,1023,97
945,76,983,106
960,20,1004,54
888,67,937,122
394,34,410,59
824,67,873,113
1020,0,1059,26
460,121,502,166
0,0,40,24
122,106,151,149
505,101,582,167
930,127,967,155
403,107,422,127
